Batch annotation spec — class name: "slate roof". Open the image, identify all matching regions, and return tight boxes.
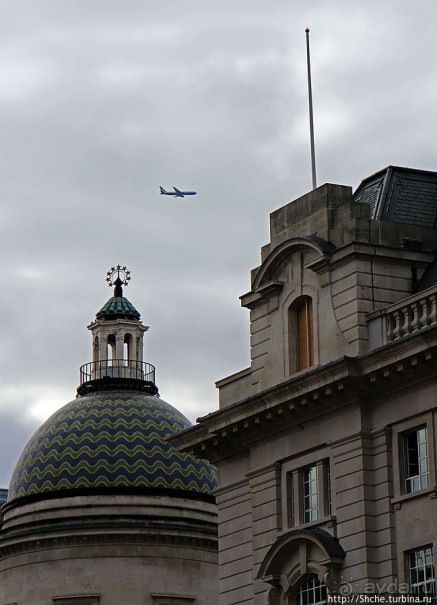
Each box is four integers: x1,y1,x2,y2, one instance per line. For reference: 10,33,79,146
353,166,437,226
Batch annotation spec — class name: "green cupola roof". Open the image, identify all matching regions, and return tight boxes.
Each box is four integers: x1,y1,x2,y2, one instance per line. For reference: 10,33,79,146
96,294,140,320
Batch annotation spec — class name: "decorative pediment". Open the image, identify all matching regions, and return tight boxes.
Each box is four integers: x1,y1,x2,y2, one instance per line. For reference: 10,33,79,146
240,236,335,309
254,236,335,289
257,528,345,598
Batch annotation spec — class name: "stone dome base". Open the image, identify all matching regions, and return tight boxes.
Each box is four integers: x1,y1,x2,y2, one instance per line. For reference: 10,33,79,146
0,494,218,605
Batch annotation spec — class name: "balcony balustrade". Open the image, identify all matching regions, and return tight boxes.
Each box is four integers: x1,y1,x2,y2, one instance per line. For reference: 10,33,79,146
78,359,157,395
368,287,437,348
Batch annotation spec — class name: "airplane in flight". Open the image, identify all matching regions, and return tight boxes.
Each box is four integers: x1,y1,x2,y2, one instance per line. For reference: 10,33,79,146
159,186,197,198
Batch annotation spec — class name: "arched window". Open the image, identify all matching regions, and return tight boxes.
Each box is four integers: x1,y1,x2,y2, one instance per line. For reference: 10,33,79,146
290,297,314,373
107,334,116,365
123,334,132,366
93,336,99,363
295,575,327,605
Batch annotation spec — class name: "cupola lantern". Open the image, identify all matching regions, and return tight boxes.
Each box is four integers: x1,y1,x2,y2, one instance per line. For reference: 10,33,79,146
78,266,157,395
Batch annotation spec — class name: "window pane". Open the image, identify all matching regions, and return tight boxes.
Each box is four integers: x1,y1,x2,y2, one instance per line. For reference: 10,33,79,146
303,465,319,523
288,473,295,527
404,427,430,494
409,546,435,602
295,575,327,605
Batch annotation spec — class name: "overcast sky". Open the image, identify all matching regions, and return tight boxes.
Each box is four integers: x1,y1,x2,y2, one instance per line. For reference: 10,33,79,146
1,0,437,487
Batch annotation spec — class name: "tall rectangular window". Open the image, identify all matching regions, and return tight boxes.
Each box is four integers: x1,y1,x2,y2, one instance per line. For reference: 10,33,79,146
296,298,314,371
403,427,430,493
284,459,332,528
408,546,435,601
303,465,319,523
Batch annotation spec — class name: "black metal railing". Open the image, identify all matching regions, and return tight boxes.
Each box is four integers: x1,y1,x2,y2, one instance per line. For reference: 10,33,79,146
79,359,156,385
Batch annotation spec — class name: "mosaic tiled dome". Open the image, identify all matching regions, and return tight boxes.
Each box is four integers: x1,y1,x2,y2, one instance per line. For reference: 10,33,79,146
8,391,217,504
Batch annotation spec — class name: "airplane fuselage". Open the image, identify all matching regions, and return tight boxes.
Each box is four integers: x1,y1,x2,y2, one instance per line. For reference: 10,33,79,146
160,186,197,198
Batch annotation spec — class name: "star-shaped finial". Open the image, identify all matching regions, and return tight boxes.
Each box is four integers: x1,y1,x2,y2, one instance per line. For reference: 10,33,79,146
105,265,132,288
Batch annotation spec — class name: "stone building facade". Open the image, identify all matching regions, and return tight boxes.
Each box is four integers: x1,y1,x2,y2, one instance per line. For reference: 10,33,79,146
173,166,437,604
0,270,218,605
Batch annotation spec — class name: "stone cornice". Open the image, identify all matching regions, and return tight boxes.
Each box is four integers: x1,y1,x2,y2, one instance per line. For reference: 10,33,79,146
328,240,434,272
240,281,284,310
0,518,217,560
172,328,437,462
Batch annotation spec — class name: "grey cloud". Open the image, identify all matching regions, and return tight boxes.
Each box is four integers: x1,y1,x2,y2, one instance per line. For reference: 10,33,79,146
2,0,437,485
0,409,44,488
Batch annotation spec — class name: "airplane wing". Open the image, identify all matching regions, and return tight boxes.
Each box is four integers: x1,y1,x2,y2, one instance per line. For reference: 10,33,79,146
173,187,184,197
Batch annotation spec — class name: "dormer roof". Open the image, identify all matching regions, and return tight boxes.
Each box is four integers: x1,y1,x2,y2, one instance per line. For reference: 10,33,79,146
353,165,437,226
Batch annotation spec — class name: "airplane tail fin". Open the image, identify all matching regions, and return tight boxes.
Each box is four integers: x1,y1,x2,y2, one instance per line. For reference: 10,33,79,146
159,186,166,194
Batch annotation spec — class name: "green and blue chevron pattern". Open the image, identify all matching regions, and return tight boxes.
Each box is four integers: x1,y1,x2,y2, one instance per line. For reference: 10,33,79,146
8,391,217,502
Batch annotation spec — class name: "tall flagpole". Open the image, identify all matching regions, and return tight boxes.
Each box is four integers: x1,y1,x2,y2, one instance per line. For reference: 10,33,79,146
305,28,317,190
